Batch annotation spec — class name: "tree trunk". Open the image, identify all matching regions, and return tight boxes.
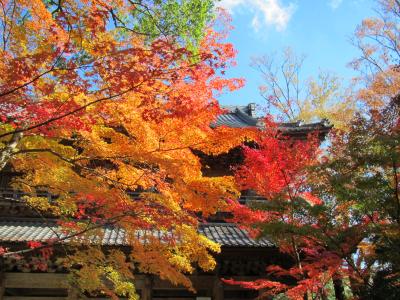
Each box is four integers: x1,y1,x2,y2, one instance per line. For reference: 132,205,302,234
349,275,368,299
0,132,22,171
333,275,345,300
321,292,329,300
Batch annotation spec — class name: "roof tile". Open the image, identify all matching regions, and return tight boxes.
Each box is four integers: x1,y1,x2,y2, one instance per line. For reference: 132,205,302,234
0,220,273,248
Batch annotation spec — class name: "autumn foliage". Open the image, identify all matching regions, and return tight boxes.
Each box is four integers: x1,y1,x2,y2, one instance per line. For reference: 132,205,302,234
225,118,339,299
0,1,253,298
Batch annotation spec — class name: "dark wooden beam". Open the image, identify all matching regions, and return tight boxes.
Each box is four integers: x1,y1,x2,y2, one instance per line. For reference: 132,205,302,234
0,272,5,300
212,278,223,300
3,273,67,289
141,276,152,300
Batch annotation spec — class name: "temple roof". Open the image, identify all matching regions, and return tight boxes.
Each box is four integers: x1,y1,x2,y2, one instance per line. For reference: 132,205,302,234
0,219,273,248
213,103,332,137
0,104,332,251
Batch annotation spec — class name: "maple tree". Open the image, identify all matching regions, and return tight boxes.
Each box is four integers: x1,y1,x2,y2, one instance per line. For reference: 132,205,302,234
224,119,345,300
0,1,253,298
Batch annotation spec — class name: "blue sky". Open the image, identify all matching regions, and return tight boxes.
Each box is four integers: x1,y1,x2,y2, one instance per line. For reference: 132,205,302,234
216,0,377,106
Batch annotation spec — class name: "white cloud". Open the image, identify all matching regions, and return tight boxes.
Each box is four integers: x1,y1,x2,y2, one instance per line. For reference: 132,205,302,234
328,0,343,9
218,0,296,31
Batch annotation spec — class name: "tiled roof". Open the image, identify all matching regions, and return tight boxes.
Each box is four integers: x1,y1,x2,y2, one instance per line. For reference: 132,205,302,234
213,104,332,134
278,120,332,135
199,223,272,247
0,219,273,248
212,107,259,128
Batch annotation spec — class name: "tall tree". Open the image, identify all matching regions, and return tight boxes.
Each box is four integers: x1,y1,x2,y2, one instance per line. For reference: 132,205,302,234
351,0,400,109
252,47,355,130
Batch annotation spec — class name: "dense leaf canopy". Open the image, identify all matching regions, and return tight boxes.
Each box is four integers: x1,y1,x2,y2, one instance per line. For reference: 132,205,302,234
0,1,252,298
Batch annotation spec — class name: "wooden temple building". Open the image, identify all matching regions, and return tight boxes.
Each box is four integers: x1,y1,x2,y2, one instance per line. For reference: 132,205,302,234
0,104,331,300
